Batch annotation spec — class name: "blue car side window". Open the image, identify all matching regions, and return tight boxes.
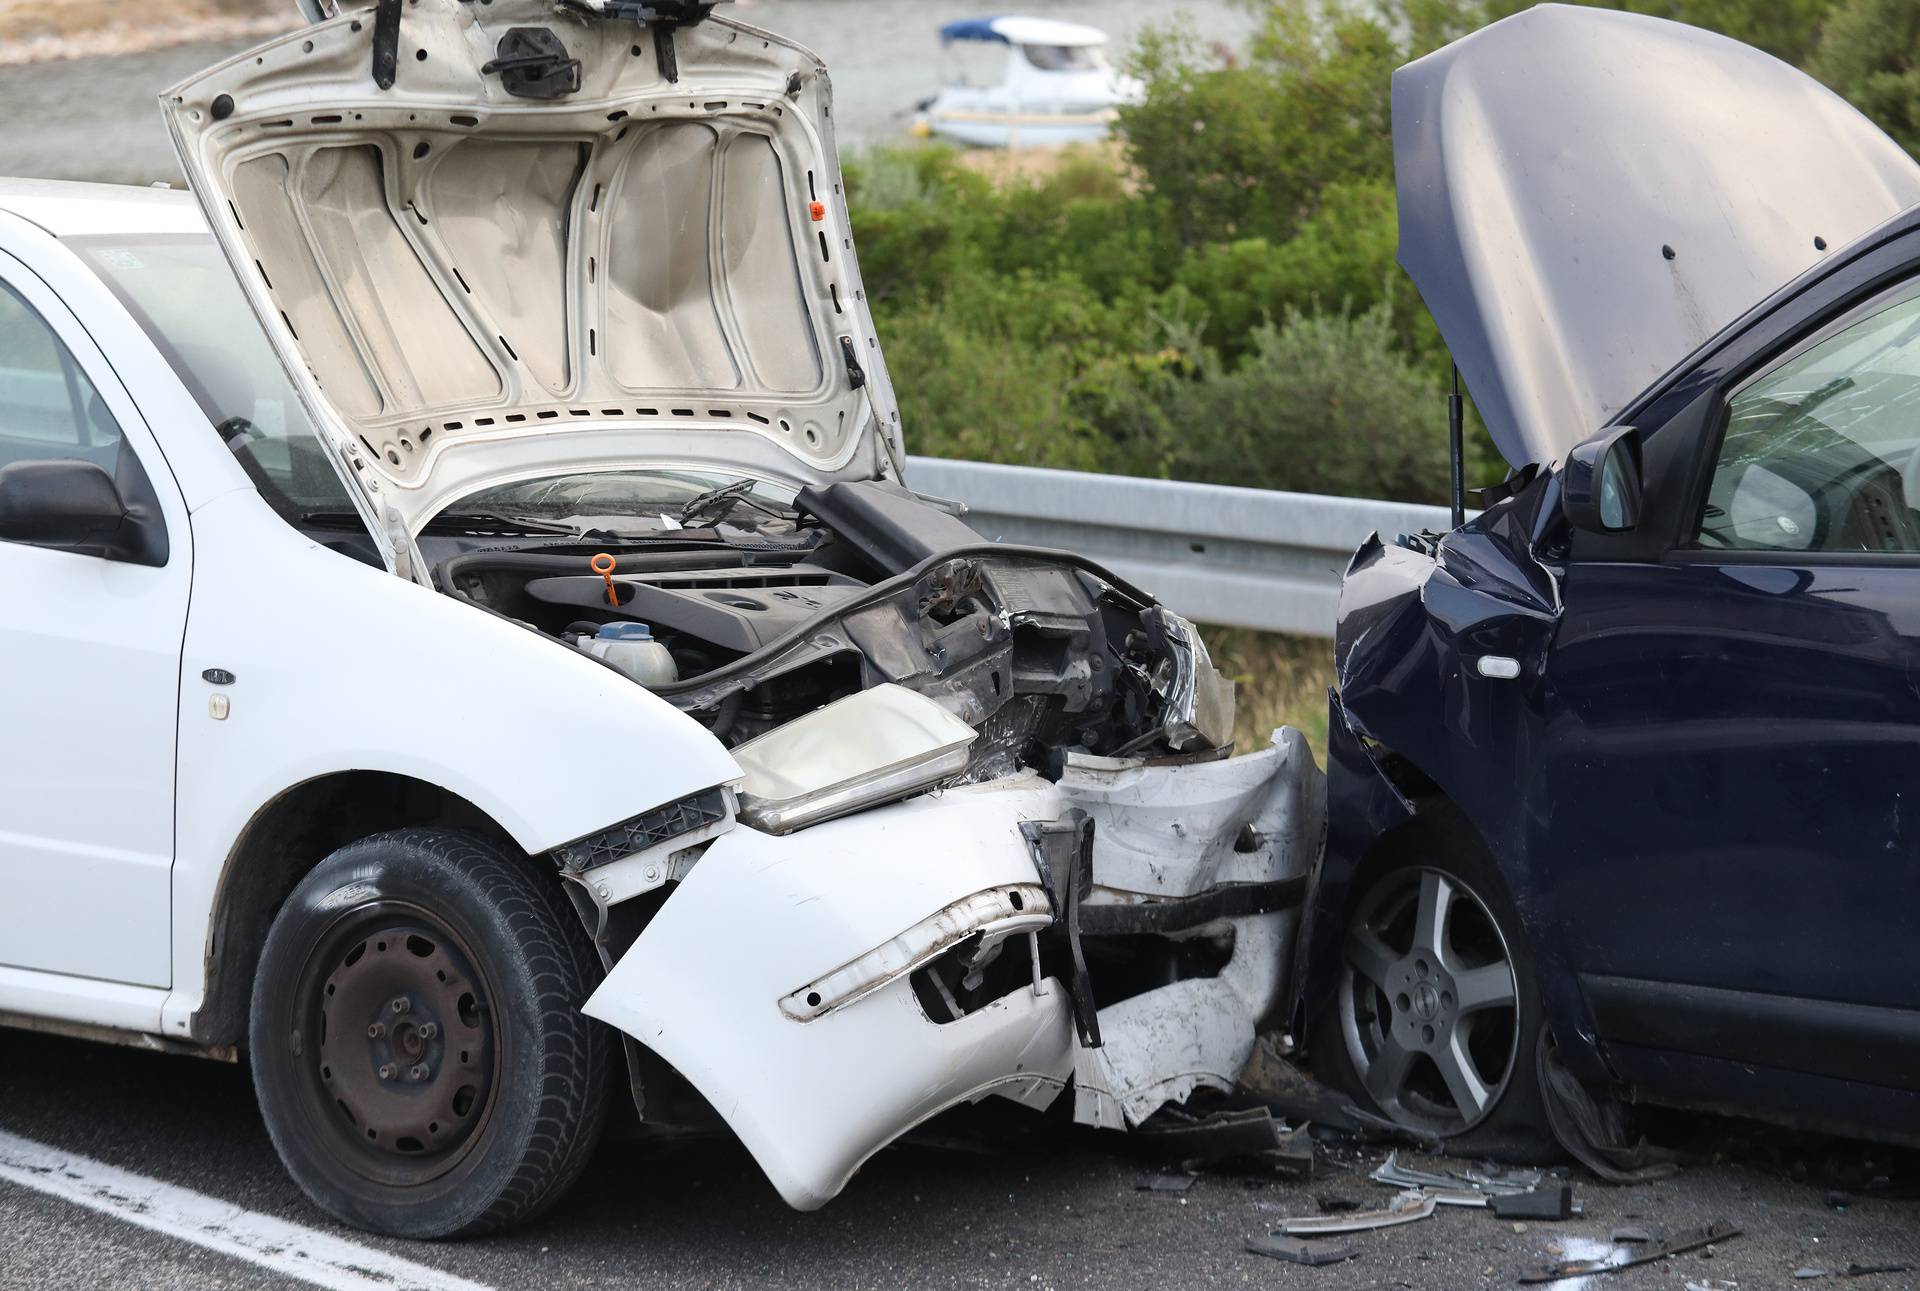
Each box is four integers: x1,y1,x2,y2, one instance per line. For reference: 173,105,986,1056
1699,282,1920,554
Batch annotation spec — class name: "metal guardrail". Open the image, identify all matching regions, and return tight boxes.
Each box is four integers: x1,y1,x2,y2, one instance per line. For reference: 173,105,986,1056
904,457,1458,638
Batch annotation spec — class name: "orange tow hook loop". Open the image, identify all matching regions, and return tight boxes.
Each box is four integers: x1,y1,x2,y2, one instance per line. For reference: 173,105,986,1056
591,552,618,607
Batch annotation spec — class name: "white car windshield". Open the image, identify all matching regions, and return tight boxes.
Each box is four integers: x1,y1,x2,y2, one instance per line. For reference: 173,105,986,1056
458,468,799,535
67,233,362,526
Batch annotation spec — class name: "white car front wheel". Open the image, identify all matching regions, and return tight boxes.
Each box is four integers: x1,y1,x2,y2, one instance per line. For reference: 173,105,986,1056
249,829,610,1238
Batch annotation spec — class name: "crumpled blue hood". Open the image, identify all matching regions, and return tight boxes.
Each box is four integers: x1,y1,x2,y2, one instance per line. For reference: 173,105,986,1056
1394,4,1920,469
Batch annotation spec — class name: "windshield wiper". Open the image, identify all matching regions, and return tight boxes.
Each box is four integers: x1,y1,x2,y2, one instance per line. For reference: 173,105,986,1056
299,508,580,536
676,478,758,527
422,509,582,535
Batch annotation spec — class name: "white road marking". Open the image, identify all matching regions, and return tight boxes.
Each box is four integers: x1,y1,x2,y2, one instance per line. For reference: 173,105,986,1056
0,1128,493,1291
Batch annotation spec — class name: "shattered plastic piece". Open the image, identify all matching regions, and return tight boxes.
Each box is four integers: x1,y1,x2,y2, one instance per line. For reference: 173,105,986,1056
1371,1150,1541,1196
1422,1186,1492,1208
1276,1189,1437,1235
1520,1222,1741,1284
1610,1226,1655,1244
1797,1269,1830,1280
1245,1235,1359,1267
1136,1105,1314,1176
1135,1172,1196,1194
1490,1183,1574,1221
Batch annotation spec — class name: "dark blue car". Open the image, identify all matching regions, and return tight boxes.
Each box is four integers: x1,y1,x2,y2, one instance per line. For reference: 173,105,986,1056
1305,5,1920,1157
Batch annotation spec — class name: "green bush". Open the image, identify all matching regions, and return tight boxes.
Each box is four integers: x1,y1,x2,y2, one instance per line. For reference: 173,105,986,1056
847,0,1909,507
1149,305,1464,504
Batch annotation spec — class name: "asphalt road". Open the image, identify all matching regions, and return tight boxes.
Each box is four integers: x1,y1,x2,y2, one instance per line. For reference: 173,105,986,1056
2,1027,1917,1291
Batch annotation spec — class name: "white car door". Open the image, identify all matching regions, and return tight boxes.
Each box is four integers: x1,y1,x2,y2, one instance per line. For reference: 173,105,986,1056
0,249,189,987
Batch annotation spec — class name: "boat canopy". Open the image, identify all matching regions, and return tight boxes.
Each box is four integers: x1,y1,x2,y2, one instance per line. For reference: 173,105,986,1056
938,16,1109,47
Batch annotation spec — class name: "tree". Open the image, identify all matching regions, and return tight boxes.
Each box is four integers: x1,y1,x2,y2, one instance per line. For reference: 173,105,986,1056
1807,0,1920,155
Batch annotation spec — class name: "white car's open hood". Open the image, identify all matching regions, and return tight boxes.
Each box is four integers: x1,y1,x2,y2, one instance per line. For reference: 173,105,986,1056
162,0,900,530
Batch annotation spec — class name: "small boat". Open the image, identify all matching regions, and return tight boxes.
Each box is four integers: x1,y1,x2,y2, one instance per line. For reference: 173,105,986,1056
912,16,1143,149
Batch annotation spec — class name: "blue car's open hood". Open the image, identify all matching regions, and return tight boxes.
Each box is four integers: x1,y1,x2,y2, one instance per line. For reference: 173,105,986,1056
1394,4,1920,470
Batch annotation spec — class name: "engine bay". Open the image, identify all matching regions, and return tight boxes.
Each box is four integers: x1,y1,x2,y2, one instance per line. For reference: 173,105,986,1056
426,478,1234,778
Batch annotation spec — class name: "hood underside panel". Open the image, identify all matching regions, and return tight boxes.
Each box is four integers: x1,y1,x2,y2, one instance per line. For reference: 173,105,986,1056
163,1,897,507
1395,4,1920,469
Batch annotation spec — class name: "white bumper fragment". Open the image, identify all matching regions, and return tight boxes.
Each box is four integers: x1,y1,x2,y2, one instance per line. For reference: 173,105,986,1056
1063,729,1324,1127
582,731,1324,1210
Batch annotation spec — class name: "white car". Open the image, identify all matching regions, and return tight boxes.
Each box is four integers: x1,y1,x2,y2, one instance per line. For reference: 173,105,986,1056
0,0,1321,1239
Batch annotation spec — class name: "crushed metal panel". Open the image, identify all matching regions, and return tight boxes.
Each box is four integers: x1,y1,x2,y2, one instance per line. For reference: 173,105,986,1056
1064,730,1325,1129
1057,728,1325,898
1071,912,1290,1129
583,733,1326,1209
582,776,1076,1210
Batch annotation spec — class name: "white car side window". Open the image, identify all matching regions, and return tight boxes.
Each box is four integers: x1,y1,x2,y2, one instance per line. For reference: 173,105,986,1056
0,278,125,478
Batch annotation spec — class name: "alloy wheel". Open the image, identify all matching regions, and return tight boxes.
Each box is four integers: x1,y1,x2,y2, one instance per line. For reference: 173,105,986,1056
1337,866,1521,1135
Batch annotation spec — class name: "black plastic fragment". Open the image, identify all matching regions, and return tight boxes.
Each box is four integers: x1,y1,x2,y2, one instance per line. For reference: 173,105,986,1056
1077,876,1307,935
1136,1104,1313,1175
791,480,985,576
370,0,402,90
1490,1182,1573,1221
1246,1235,1358,1267
1021,813,1101,1049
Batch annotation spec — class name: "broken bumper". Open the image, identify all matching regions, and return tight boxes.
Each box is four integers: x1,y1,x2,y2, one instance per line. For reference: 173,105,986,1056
582,729,1324,1210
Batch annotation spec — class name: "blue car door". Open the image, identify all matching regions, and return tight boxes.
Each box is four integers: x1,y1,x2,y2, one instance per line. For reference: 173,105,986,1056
1542,272,1920,1100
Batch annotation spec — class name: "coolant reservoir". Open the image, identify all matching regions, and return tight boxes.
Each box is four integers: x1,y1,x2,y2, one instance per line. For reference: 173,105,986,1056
580,622,679,688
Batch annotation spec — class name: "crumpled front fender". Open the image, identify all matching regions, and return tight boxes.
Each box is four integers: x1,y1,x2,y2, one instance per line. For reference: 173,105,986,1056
584,734,1324,1211
583,777,1076,1210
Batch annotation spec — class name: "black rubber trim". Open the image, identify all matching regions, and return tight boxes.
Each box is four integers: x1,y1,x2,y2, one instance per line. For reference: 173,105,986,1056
1078,876,1309,935
1581,973,1920,1090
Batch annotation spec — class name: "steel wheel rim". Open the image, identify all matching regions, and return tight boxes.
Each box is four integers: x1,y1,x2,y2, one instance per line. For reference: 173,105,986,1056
1337,866,1520,1135
285,900,501,1187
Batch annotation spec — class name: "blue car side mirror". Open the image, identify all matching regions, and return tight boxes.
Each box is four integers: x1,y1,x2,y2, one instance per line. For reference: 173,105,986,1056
1562,425,1643,533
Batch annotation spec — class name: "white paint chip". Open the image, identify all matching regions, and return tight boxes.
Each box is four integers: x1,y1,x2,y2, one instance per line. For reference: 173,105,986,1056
0,1128,492,1291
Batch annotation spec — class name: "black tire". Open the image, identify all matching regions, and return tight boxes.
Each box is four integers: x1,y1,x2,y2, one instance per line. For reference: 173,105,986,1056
249,828,611,1238
1312,835,1556,1162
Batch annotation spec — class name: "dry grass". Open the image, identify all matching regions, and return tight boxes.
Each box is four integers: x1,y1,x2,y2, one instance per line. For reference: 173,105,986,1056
949,139,1134,188
1204,627,1335,768
0,0,294,65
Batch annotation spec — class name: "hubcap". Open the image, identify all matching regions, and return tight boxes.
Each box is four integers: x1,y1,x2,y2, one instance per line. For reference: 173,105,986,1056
1337,867,1520,1135
290,904,498,1185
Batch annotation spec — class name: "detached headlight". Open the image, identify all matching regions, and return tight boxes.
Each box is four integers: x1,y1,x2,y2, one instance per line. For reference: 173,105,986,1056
732,684,978,834
1155,610,1237,751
